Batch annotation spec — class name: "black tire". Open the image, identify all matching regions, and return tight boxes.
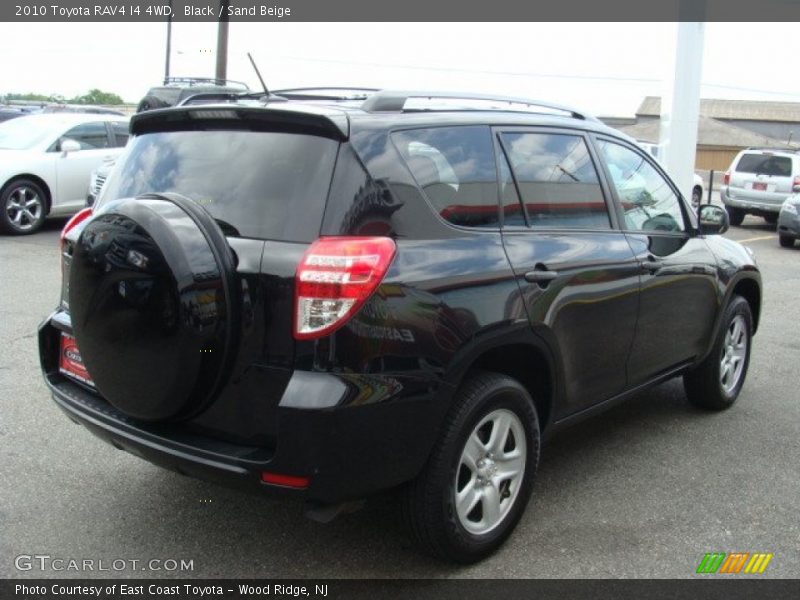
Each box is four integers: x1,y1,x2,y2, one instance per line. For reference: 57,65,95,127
403,371,540,563
779,235,795,248
684,296,752,410
136,95,170,113
692,186,702,207
726,206,745,227
763,213,778,225
0,178,48,235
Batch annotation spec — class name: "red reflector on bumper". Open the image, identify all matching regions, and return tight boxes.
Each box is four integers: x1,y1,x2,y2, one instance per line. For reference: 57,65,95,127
261,472,310,489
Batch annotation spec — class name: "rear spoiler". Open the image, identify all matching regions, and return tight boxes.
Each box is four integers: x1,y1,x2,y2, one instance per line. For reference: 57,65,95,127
130,103,349,141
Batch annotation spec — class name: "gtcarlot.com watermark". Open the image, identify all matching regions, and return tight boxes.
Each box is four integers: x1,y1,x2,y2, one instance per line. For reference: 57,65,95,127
14,554,194,572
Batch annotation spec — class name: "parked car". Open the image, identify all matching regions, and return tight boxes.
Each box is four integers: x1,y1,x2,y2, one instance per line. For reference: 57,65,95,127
136,77,250,112
41,104,126,116
636,140,704,206
86,157,116,207
778,189,800,248
0,113,129,234
721,147,800,226
40,90,761,563
0,106,29,123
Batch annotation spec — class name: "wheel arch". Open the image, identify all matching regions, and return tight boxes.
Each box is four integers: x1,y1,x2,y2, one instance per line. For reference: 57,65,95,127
2,174,53,214
443,326,561,434
697,272,762,366
731,276,761,333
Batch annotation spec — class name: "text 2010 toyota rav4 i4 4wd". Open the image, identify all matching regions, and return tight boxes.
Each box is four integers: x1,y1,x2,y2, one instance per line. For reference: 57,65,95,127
39,90,762,563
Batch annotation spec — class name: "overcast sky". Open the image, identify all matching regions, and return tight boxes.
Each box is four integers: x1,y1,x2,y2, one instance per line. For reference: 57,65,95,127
0,22,797,116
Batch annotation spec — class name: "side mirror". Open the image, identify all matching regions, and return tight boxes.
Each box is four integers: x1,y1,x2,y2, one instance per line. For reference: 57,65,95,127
698,204,729,235
60,139,81,155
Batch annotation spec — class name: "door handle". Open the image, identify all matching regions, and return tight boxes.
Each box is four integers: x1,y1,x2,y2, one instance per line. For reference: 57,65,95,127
640,257,664,273
524,269,558,283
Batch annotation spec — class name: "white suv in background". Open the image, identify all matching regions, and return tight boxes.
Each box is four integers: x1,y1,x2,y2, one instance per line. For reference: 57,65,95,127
721,147,800,226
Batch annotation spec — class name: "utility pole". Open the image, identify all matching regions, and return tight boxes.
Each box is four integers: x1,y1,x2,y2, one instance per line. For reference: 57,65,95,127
164,0,173,81
215,0,230,83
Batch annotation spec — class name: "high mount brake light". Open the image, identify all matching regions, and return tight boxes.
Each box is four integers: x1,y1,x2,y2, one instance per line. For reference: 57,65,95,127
294,237,396,340
61,207,93,243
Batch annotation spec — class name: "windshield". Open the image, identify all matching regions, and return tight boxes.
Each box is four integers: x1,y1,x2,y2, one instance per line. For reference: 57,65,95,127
100,129,339,241
0,116,54,150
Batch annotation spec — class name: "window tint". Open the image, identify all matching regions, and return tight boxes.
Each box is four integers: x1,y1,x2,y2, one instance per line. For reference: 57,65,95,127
500,132,610,229
392,126,499,228
735,153,792,177
498,150,526,226
111,121,129,147
100,130,339,242
598,140,685,233
60,122,109,150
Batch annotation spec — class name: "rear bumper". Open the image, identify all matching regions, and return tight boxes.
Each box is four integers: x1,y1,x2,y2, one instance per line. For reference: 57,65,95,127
39,312,449,504
48,377,279,493
722,187,787,213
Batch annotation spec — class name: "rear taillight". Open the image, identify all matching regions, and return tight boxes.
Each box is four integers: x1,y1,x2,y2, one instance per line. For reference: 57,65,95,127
59,208,92,309
723,171,731,186
60,207,93,245
793,176,800,188
294,236,396,340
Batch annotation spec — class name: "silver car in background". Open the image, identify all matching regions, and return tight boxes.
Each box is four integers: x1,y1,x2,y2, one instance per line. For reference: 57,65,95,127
721,147,800,226
87,157,115,207
778,188,800,248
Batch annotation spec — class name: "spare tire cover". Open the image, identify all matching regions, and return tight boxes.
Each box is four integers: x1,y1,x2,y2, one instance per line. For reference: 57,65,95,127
69,195,238,422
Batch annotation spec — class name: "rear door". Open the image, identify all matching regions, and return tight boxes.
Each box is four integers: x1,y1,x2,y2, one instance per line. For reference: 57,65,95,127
497,128,641,416
594,136,719,384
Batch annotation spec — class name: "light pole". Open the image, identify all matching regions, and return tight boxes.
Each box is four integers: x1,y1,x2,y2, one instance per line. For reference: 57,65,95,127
215,0,230,83
164,0,173,82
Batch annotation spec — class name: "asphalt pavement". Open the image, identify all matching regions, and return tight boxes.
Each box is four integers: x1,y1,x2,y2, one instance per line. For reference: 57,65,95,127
1,214,798,579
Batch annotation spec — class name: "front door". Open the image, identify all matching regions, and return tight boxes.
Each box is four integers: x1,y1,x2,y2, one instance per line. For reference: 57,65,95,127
594,137,719,385
54,121,115,212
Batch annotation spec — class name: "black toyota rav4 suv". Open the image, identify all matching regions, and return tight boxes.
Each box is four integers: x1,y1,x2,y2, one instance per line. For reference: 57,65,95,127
39,90,761,563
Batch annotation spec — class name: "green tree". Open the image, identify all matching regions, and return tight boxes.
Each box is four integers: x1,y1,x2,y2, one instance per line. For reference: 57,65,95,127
69,89,124,105
2,89,124,105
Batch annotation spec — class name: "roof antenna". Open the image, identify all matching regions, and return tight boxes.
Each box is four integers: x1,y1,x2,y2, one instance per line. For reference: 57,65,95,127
247,52,270,98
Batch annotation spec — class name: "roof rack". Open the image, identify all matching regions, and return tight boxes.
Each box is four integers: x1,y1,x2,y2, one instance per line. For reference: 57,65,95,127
272,87,379,101
744,146,798,152
163,76,250,90
361,91,598,121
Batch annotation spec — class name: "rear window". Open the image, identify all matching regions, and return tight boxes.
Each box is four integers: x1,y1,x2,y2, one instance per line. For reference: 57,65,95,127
392,126,499,228
735,153,793,177
100,130,338,241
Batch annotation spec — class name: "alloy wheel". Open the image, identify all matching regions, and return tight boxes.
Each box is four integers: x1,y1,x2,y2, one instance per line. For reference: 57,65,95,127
5,186,43,232
454,408,527,535
720,314,748,395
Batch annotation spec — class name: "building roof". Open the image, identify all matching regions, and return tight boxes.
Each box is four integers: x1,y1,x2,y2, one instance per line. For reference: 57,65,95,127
619,115,792,149
637,96,800,123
